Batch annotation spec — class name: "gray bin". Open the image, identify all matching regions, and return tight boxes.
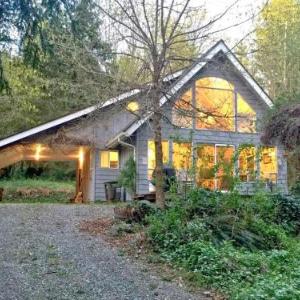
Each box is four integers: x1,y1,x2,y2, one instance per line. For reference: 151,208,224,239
104,181,121,201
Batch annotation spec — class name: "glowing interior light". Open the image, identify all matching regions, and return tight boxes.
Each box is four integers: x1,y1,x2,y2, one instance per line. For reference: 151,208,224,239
127,101,139,112
79,148,84,169
35,144,42,161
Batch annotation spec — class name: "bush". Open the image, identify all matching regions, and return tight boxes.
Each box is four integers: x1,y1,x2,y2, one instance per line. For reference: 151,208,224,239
145,188,300,298
291,181,300,196
273,193,300,233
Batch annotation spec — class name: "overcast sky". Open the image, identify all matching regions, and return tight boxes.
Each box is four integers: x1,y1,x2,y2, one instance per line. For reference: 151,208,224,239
203,0,266,47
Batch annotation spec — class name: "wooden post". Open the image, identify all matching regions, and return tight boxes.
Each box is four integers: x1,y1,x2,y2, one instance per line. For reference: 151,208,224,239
82,149,91,203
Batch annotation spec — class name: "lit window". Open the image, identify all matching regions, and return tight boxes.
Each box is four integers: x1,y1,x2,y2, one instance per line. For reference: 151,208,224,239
216,145,234,190
173,142,192,170
127,101,139,112
196,144,234,190
238,146,256,182
195,78,234,131
172,89,193,128
237,94,256,133
260,147,277,183
100,151,119,169
196,144,215,190
148,140,169,179
172,77,257,133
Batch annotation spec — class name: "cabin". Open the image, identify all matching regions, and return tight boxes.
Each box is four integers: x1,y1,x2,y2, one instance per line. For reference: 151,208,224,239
0,41,288,201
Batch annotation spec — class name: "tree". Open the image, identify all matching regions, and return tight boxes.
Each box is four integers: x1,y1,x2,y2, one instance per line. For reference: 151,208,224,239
255,0,300,98
0,0,113,138
97,0,247,208
0,0,111,92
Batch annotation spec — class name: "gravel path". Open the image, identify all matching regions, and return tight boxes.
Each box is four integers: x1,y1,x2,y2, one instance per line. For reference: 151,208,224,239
0,204,208,300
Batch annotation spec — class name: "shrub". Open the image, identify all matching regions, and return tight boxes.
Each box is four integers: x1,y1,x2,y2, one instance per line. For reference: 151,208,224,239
145,188,300,298
291,181,300,196
273,193,300,233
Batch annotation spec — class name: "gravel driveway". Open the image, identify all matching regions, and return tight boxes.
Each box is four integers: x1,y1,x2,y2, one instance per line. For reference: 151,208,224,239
0,204,208,300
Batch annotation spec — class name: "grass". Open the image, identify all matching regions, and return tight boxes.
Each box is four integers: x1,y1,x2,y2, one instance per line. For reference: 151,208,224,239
0,178,75,203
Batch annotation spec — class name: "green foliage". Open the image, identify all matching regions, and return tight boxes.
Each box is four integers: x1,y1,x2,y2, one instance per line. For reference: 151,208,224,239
255,0,300,98
146,188,300,298
273,193,300,233
291,180,300,196
1,161,76,181
0,0,113,139
118,156,136,194
0,178,74,203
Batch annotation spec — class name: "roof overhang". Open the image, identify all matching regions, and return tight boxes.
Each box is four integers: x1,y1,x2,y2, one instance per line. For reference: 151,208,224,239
0,89,140,149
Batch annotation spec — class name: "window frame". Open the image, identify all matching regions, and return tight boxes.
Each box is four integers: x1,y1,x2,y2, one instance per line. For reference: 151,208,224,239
147,140,170,180
196,143,235,191
237,146,257,182
99,150,119,169
172,77,257,133
259,146,278,183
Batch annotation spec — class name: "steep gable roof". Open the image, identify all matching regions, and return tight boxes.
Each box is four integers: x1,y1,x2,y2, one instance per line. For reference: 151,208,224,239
122,40,273,139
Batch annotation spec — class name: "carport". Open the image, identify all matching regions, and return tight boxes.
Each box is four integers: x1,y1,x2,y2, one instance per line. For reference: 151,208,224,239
0,143,92,202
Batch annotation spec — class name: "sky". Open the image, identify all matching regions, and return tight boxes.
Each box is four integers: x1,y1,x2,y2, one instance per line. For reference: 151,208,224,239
203,0,266,47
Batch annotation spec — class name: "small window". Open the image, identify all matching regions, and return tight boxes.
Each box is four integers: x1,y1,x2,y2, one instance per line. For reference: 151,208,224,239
100,151,119,169
127,101,139,112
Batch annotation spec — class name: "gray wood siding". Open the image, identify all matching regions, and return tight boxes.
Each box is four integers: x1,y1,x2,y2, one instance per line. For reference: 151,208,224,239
94,146,134,200
135,57,288,194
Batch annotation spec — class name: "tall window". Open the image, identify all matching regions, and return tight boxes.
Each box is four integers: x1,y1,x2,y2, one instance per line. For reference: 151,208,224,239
238,146,256,182
196,144,216,190
260,147,277,183
100,151,119,169
237,95,256,133
173,142,192,170
147,140,169,179
196,78,234,131
196,144,234,190
172,89,193,128
172,77,256,133
216,145,235,190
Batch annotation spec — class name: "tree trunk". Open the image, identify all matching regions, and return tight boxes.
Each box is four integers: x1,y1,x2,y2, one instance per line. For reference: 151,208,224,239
152,110,165,209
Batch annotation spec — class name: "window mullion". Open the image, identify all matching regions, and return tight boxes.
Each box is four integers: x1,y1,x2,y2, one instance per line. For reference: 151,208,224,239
234,89,238,132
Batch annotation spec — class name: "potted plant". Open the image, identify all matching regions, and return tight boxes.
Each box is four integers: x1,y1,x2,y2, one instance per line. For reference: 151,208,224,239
118,156,136,200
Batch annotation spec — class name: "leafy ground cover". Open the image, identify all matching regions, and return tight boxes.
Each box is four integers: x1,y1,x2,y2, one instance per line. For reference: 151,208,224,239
0,179,75,203
144,189,300,299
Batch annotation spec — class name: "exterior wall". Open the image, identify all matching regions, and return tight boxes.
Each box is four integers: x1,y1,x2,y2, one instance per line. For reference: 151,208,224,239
91,54,288,198
136,124,288,194
135,59,288,194
94,145,134,201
